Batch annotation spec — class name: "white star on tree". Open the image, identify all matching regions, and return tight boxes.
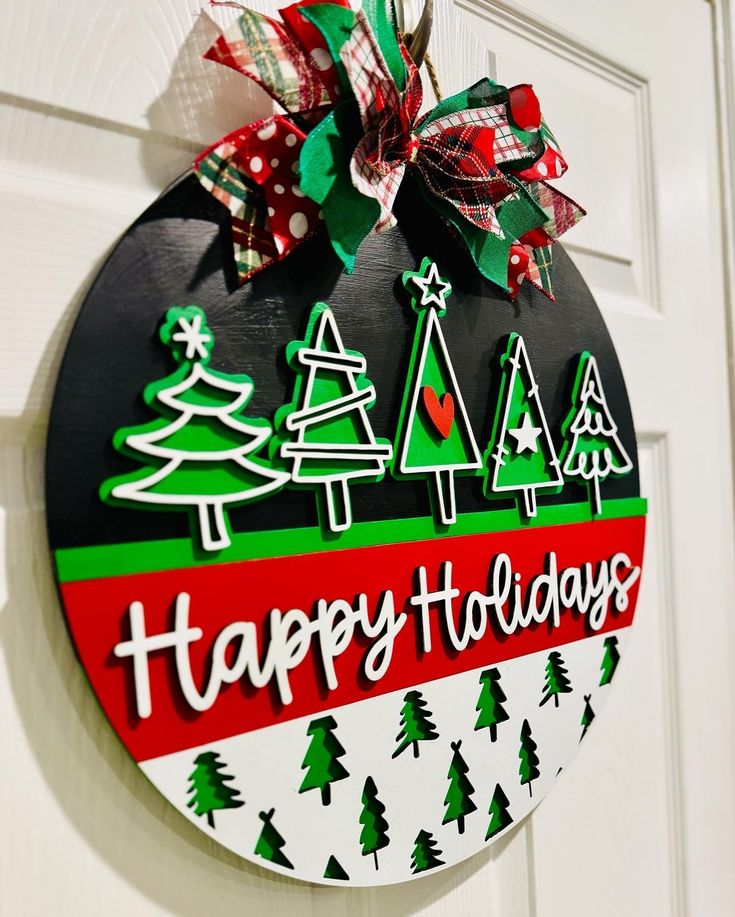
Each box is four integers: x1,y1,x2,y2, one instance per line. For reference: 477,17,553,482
411,260,452,310
508,411,542,454
172,314,212,361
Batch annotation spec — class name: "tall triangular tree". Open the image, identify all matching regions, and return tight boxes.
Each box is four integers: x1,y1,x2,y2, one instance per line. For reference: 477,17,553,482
483,332,563,518
580,694,595,741
475,666,510,742
519,719,540,797
392,689,439,759
273,301,392,532
392,258,482,526
560,351,633,515
486,783,513,840
411,830,445,874
101,307,290,551
540,650,573,708
359,776,390,870
442,740,477,834
186,750,244,828
600,635,621,686
298,715,349,805
254,808,293,870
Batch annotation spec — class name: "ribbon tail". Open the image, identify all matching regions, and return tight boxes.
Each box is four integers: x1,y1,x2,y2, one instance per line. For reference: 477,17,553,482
299,105,380,272
195,137,275,283
195,115,321,284
204,6,330,112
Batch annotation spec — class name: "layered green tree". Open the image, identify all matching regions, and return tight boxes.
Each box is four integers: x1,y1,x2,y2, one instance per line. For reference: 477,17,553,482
475,666,510,742
254,808,293,869
486,783,513,840
273,301,392,533
101,306,288,552
392,689,439,759
519,719,540,797
359,776,390,870
411,830,445,874
600,635,621,685
560,351,633,515
540,650,573,707
483,332,563,518
186,750,244,828
298,715,349,805
392,258,482,526
442,740,477,834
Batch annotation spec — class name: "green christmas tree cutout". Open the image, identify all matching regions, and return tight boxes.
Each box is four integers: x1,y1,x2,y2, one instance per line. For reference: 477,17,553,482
273,301,392,533
486,783,513,840
100,306,289,552
299,715,349,805
484,332,563,518
580,694,595,741
411,830,445,874
255,808,293,870
359,776,390,870
560,351,633,515
519,719,540,797
392,689,439,759
600,635,621,685
442,740,477,834
475,666,510,742
324,855,350,881
392,258,482,526
539,650,573,707
186,750,244,828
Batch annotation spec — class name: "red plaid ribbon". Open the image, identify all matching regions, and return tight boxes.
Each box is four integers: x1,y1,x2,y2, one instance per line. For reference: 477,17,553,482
346,12,528,239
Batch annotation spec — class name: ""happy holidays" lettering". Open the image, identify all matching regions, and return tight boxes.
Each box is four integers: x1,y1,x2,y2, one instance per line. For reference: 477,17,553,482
115,551,640,720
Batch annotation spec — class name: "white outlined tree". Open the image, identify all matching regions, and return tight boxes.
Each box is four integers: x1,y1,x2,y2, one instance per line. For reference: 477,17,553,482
560,351,633,515
483,333,562,518
392,258,482,526
101,306,289,551
274,302,392,533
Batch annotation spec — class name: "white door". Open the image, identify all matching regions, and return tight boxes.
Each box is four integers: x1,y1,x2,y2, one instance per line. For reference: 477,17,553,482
2,0,734,915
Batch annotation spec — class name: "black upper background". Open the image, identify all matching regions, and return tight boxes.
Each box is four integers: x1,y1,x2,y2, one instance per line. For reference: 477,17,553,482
45,173,639,551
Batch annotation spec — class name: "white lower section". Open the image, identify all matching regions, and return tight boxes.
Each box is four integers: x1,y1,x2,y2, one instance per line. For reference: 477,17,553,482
141,627,631,886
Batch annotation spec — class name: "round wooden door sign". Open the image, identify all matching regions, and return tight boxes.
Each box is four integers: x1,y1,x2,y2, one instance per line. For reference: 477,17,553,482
46,175,646,886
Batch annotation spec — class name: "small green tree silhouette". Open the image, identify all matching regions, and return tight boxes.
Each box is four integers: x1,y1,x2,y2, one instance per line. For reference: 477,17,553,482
580,694,595,741
359,776,390,870
186,750,244,828
475,666,510,742
600,635,620,686
324,855,349,881
442,740,477,835
393,689,439,759
540,650,572,707
254,808,293,869
299,715,349,805
486,783,513,840
519,719,540,797
411,829,445,874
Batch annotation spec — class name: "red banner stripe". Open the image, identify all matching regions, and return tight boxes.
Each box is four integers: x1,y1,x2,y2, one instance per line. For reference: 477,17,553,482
60,515,645,762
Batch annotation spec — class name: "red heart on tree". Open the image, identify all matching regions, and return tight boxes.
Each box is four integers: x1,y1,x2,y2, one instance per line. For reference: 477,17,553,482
421,386,455,439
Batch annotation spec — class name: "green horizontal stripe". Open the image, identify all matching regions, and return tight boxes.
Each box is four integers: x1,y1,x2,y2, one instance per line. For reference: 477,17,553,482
54,497,647,583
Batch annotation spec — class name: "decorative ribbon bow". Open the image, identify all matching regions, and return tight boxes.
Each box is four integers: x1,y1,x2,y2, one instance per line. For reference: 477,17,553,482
195,0,585,300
